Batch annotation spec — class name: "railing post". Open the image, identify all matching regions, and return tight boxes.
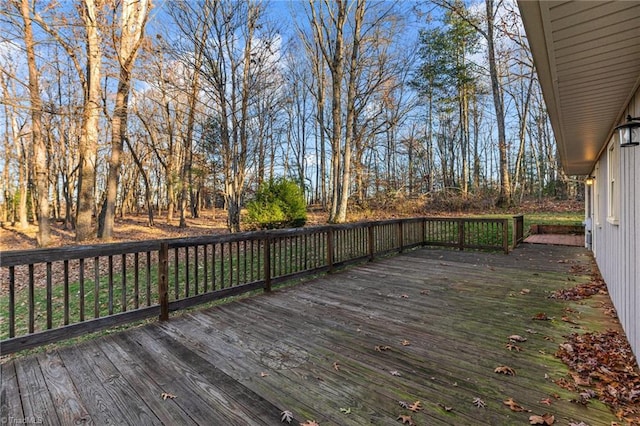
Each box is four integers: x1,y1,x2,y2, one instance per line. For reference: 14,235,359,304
368,224,375,261
327,228,334,273
158,243,169,321
421,218,426,246
457,219,464,250
398,221,404,253
503,219,509,254
264,236,272,292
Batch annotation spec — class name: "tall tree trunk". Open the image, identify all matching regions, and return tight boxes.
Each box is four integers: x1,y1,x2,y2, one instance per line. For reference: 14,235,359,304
20,0,50,246
99,0,149,240
75,0,101,241
485,0,511,207
335,0,364,223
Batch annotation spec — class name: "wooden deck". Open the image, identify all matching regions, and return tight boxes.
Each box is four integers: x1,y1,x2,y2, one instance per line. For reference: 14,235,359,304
1,244,622,425
524,234,585,247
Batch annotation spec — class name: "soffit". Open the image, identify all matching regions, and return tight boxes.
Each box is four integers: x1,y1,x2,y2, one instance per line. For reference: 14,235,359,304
518,1,640,175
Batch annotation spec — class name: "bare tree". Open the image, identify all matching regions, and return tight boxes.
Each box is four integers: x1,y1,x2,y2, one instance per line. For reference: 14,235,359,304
98,0,150,240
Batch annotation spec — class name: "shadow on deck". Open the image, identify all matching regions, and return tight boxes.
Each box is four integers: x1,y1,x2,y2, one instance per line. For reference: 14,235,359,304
1,245,622,425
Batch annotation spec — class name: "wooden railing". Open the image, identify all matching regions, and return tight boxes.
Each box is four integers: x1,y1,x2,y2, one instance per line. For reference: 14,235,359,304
512,214,525,248
0,216,510,354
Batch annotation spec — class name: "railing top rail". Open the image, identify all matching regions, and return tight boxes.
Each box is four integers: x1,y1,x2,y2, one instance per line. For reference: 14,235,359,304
0,216,512,267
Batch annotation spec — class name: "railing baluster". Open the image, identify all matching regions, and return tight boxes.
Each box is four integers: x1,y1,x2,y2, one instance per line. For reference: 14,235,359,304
185,246,190,297
220,243,225,289
159,243,169,321
28,264,34,333
46,262,52,329
8,266,15,338
211,243,217,291
203,244,209,293
194,245,199,295
146,251,151,307
63,260,69,325
134,253,139,309
174,248,179,299
108,256,114,315
236,240,240,286
91,257,97,319
264,236,271,292
121,254,127,312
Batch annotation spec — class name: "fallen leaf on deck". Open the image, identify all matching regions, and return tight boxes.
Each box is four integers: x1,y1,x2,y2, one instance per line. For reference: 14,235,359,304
520,289,531,295
408,401,422,412
280,410,294,423
509,335,527,342
570,372,591,387
503,397,527,412
299,421,319,426
472,397,486,408
532,313,550,321
375,345,391,352
558,343,573,353
397,415,416,425
260,372,269,377
505,343,522,352
420,289,430,295
161,392,176,400
539,398,552,406
389,370,402,376
401,339,411,346
437,402,453,412
495,365,516,376
529,413,555,425
561,316,578,324
339,407,351,414
568,422,589,426
400,294,409,298
332,361,340,371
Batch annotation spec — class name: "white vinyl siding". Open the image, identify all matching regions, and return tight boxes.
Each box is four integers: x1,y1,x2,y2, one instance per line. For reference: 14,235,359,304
591,89,639,360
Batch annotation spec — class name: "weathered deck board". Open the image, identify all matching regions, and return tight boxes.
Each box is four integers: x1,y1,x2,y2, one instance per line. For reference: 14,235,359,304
1,245,623,425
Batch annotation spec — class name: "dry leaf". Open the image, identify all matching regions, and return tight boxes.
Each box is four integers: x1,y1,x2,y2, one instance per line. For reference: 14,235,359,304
260,372,269,377
281,410,294,423
389,370,402,377
509,335,527,342
339,407,351,414
408,401,422,412
520,289,531,295
397,415,416,425
503,398,527,412
401,339,411,346
495,366,516,376
472,397,486,408
375,345,391,352
437,402,453,412
529,413,555,425
570,372,591,387
332,361,340,371
420,289,430,295
398,401,409,409
161,392,176,400
505,343,522,352
400,294,409,298
532,313,550,321
299,421,319,426
539,398,552,406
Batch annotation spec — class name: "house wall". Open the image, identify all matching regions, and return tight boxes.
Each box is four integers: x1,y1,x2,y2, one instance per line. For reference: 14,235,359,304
590,88,639,359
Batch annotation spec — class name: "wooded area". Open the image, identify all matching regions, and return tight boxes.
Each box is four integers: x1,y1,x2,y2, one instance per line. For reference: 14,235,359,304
0,0,570,247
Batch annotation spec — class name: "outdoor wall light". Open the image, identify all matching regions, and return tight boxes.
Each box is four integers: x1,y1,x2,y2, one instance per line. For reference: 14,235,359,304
585,176,595,186
615,115,640,147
